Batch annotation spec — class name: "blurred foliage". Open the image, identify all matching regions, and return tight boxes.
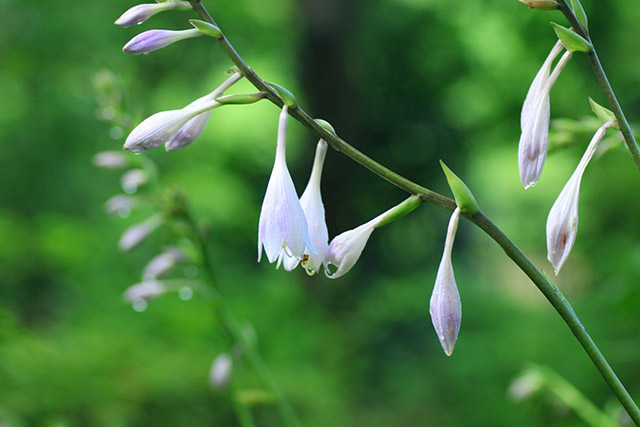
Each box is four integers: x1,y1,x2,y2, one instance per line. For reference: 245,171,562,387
1,0,640,425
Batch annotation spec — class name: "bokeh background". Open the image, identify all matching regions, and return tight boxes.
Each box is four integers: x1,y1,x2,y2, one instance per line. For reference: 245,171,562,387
2,0,640,425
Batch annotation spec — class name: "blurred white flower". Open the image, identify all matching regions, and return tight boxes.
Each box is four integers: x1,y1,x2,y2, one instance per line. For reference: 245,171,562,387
115,2,191,28
123,28,202,56
546,121,615,274
258,106,316,265
142,247,187,280
93,151,129,169
118,214,163,252
209,353,233,390
278,140,329,274
429,207,462,357
123,280,167,303
519,42,572,189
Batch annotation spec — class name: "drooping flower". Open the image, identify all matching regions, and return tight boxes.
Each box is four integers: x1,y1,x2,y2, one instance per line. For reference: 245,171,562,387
429,207,462,357
324,196,422,279
123,100,218,153
279,140,329,274
115,2,192,28
165,72,243,151
258,106,316,265
123,28,202,56
519,41,572,189
546,121,615,274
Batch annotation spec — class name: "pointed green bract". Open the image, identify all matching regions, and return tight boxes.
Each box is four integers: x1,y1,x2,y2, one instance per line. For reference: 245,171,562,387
551,23,592,53
440,161,479,214
589,97,618,129
569,0,588,31
315,119,335,133
189,19,222,39
268,82,298,108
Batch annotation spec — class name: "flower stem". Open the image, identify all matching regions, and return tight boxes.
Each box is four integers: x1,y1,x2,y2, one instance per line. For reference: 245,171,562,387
186,0,639,422
556,0,640,173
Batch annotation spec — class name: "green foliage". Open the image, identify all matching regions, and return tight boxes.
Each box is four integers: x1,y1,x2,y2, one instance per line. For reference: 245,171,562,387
1,0,640,425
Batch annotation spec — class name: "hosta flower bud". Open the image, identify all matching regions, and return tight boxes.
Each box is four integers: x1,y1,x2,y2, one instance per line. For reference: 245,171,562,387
258,106,316,265
519,42,572,189
123,29,202,56
546,121,615,274
93,151,129,169
123,280,167,303
429,208,462,356
115,2,192,28
118,214,163,252
142,247,186,279
209,353,233,390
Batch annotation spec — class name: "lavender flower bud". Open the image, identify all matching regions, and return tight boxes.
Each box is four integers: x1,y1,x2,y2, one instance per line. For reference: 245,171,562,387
209,353,233,390
115,2,192,28
118,214,163,252
142,247,186,279
123,280,167,303
123,29,202,56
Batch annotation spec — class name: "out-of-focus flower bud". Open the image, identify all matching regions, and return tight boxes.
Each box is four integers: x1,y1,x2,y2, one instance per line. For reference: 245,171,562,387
104,194,139,217
123,28,202,56
209,353,233,391
118,214,163,252
93,151,129,169
115,2,192,28
120,168,148,193
123,280,167,303
518,0,558,10
429,208,462,357
142,247,187,279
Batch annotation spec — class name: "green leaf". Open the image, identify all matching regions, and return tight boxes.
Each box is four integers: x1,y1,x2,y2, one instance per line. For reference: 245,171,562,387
440,161,479,214
569,0,588,31
551,22,592,53
588,97,619,129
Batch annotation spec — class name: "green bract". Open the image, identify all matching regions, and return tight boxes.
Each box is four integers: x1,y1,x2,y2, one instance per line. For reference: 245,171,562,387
551,23,592,53
440,161,479,214
267,82,298,108
215,93,266,105
589,97,618,129
189,19,222,39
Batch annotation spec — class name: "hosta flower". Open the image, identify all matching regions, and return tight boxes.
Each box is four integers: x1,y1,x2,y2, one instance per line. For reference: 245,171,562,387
279,140,329,274
118,213,163,252
123,280,167,303
258,106,316,265
429,207,462,357
115,2,191,28
165,72,243,151
124,100,218,153
142,246,186,279
546,121,615,274
123,28,202,56
519,41,572,189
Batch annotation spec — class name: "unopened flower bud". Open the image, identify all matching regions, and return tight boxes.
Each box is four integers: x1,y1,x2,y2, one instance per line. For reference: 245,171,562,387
142,247,186,279
209,353,233,390
118,214,163,252
123,29,202,56
123,280,167,303
115,2,192,28
93,151,129,169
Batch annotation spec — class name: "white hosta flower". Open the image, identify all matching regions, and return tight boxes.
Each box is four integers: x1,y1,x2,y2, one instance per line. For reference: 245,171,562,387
258,106,316,265
519,42,572,189
209,353,233,390
142,247,186,280
115,2,191,28
118,214,163,252
279,140,329,274
124,99,218,153
165,72,243,151
123,280,167,303
93,151,129,169
546,121,615,274
123,28,202,56
429,207,462,357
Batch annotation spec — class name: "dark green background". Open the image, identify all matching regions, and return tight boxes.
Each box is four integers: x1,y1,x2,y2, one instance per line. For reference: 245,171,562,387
2,0,640,425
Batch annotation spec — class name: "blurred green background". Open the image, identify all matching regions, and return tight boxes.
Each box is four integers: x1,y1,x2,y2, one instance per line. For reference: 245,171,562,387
2,0,640,425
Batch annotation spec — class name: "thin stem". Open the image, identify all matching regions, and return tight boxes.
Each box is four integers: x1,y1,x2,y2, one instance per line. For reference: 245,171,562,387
469,212,640,425
556,0,640,173
186,0,639,422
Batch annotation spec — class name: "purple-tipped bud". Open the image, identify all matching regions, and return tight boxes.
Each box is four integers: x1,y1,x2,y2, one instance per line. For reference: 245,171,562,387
123,28,202,56
429,208,462,356
115,2,192,28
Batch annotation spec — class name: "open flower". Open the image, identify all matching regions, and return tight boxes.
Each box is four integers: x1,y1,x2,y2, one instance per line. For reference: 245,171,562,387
123,28,202,55
519,41,572,189
278,140,329,274
258,106,316,265
115,2,191,28
429,207,462,357
546,121,615,274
